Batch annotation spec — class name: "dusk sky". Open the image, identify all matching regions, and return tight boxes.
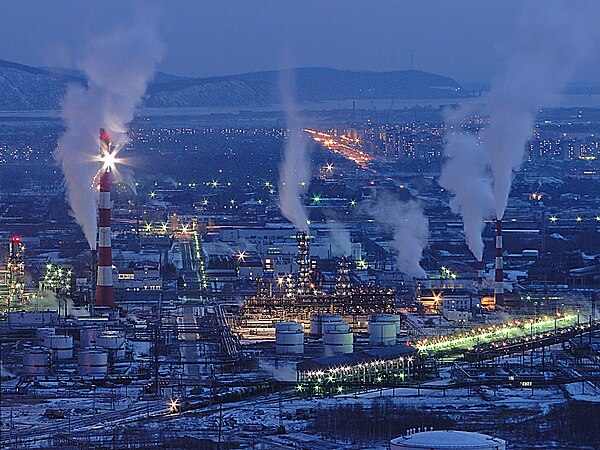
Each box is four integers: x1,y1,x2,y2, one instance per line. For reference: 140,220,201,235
0,1,594,84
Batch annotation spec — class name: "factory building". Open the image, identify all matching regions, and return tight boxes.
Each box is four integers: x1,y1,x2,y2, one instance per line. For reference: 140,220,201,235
297,345,418,396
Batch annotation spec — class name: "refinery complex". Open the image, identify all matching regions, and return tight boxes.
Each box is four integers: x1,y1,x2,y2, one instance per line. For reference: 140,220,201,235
2,5,600,448
1,107,599,449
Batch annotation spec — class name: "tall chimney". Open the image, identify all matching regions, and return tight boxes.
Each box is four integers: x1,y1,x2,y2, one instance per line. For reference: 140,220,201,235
476,260,484,289
96,129,114,309
494,219,504,306
296,231,311,296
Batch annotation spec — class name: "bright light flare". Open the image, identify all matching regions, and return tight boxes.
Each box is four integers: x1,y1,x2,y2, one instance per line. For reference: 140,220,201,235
168,398,180,413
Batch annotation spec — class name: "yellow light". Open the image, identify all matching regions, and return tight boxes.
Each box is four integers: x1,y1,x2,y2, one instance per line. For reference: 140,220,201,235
168,398,180,413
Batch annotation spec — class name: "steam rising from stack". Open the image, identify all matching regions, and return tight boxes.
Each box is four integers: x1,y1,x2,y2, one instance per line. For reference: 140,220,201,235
370,195,428,279
486,1,598,220
278,69,310,232
53,20,164,249
440,0,600,260
439,122,493,262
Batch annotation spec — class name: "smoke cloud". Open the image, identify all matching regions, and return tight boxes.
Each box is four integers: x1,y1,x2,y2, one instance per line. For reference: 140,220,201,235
484,1,599,219
439,128,494,261
370,195,428,279
53,20,164,248
278,69,310,232
440,1,600,258
328,221,352,257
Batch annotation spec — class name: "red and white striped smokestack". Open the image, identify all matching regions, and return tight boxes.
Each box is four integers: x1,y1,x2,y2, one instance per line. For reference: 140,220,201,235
494,219,504,306
96,129,114,309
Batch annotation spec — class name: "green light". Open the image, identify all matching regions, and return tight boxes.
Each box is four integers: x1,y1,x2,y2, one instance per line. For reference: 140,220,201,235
312,195,321,204
417,314,578,353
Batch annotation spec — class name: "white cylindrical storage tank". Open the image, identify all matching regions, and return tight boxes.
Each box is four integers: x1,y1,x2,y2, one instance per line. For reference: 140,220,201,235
43,334,73,360
23,347,50,376
78,348,109,377
80,328,99,347
370,314,401,334
322,321,350,334
390,430,506,450
275,322,304,355
36,327,55,346
96,331,126,359
323,330,353,355
310,314,343,337
369,322,397,347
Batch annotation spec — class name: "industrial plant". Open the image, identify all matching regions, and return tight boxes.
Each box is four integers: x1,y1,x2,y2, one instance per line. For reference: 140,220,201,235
2,3,600,448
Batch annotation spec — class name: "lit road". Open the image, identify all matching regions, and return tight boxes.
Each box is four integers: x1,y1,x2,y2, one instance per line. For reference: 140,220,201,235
305,129,374,169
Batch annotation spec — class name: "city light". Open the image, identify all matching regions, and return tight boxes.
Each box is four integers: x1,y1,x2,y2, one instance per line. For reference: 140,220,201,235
168,398,180,413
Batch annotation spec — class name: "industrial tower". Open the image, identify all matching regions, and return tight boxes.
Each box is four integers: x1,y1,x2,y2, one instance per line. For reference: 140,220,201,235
95,129,115,309
7,236,25,311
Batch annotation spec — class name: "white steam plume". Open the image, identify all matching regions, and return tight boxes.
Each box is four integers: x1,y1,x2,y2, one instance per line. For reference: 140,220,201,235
370,196,428,278
328,221,352,257
484,1,599,219
439,129,494,261
53,21,164,248
278,69,310,232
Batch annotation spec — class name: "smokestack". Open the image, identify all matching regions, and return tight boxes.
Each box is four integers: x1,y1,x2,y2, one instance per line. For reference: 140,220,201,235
296,231,311,296
477,260,484,289
96,129,114,309
494,219,504,306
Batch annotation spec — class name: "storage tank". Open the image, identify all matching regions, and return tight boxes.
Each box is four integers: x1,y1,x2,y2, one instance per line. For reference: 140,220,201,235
43,334,73,360
36,327,55,346
323,329,353,355
369,322,397,347
79,328,99,347
390,430,506,450
23,347,50,376
322,321,350,334
78,348,109,377
275,322,304,355
96,331,126,359
310,314,343,337
370,314,401,334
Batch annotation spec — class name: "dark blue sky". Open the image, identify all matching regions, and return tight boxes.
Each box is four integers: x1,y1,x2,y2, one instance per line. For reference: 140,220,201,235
0,1,572,84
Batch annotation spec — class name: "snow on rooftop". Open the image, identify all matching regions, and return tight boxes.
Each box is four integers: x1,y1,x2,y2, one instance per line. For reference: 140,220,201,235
390,430,506,449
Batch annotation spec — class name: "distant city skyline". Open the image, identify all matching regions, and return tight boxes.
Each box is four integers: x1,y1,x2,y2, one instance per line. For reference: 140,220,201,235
4,0,596,85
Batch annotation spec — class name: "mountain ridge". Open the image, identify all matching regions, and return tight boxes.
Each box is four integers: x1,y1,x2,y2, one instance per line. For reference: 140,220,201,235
0,58,467,111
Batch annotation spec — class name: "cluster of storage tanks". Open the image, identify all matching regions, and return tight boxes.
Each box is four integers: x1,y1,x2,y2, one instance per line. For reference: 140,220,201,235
21,327,127,378
275,313,402,356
